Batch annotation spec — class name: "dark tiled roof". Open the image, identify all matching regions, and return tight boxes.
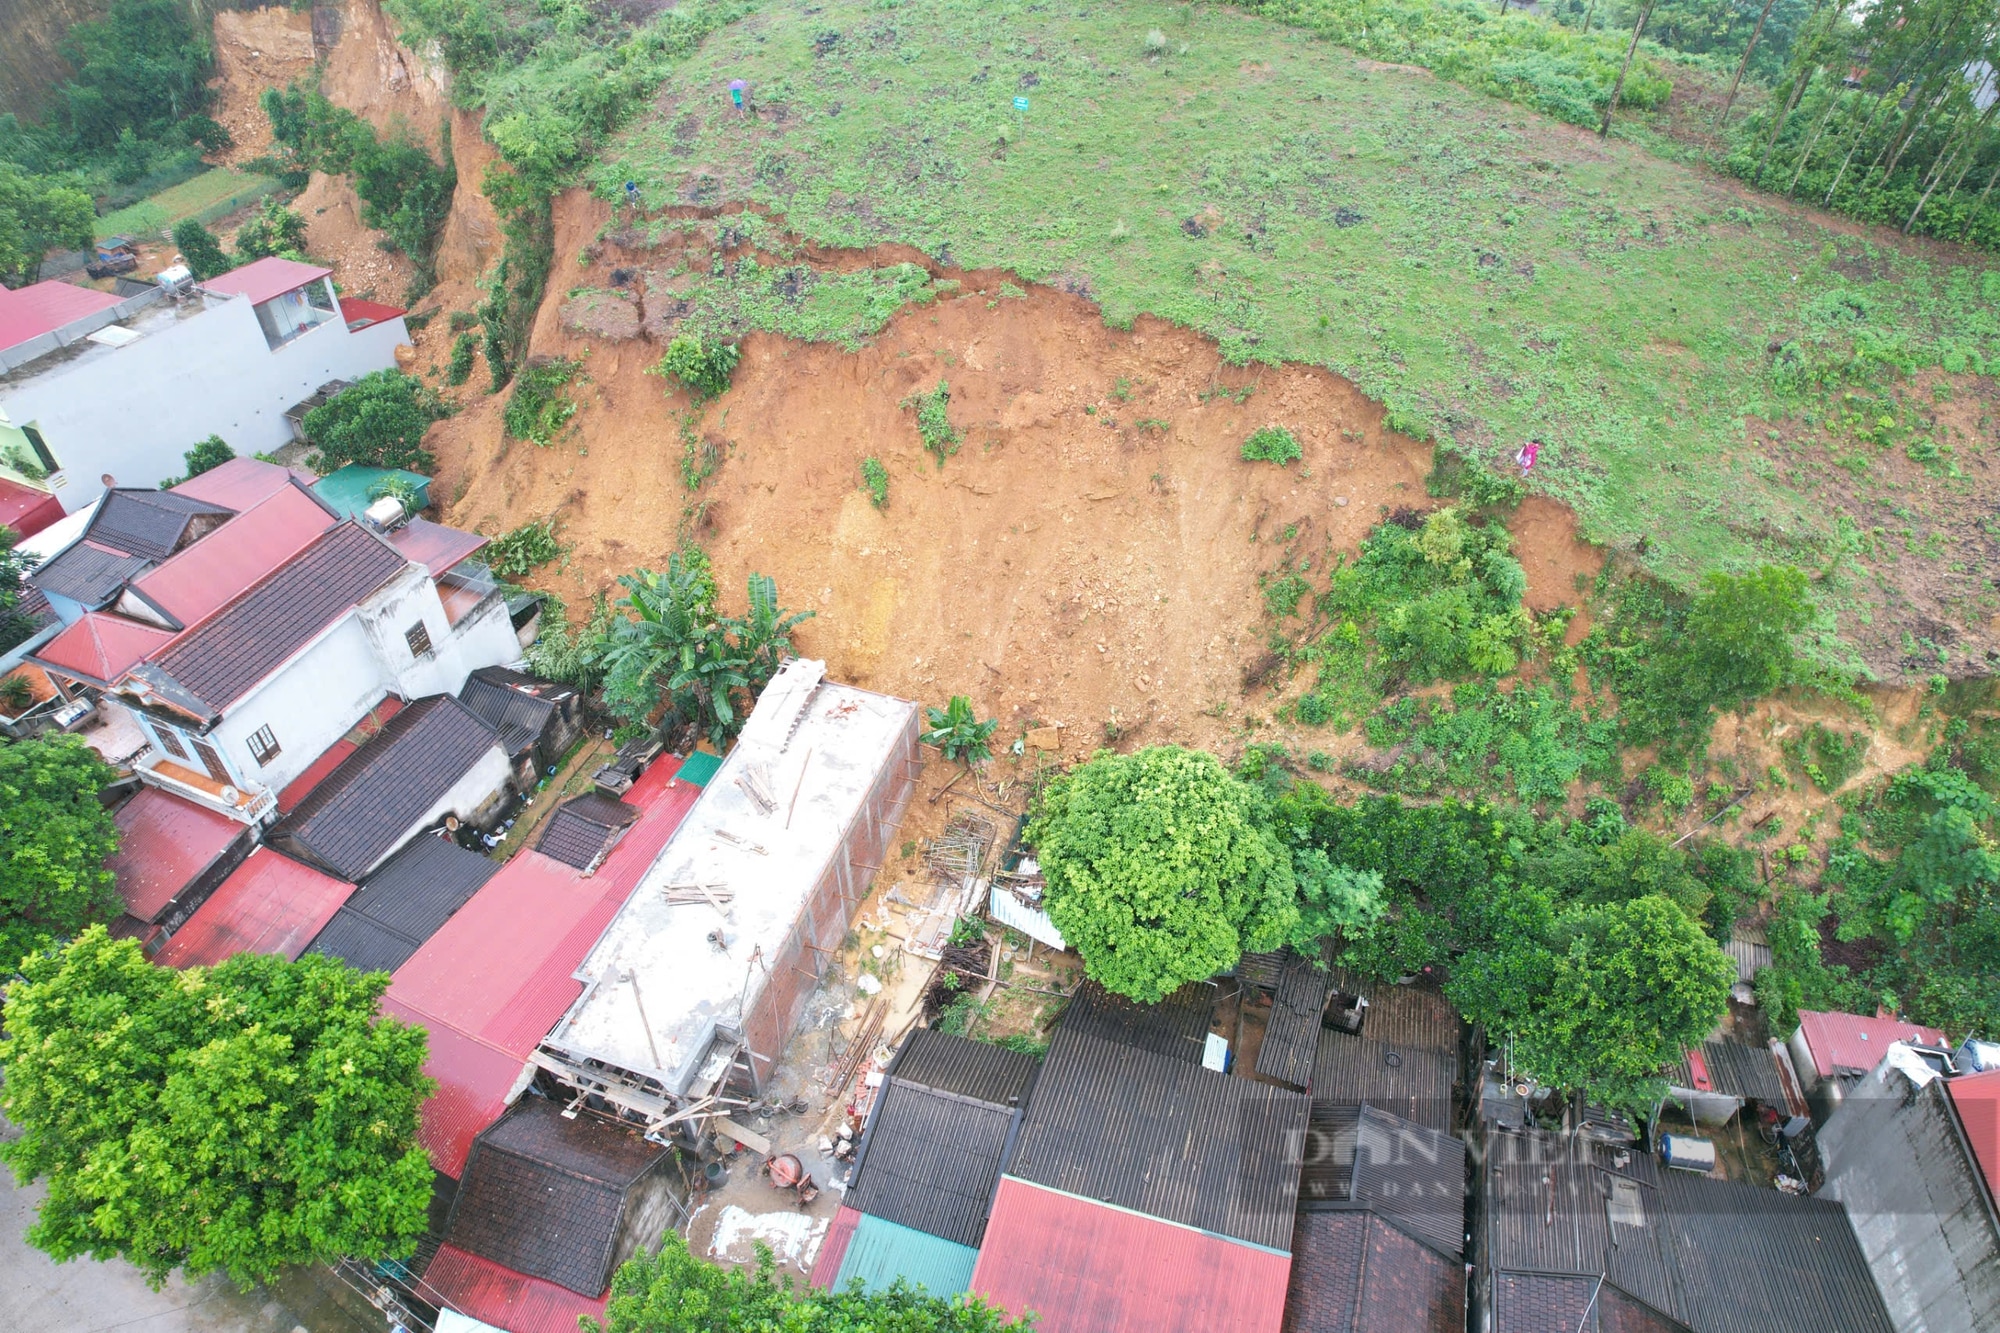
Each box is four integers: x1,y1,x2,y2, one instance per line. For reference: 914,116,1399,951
30,541,153,607
147,522,407,711
848,1077,1019,1247
1256,953,1332,1088
303,834,498,973
268,696,502,881
1674,1040,1787,1104
1312,1030,1458,1132
1283,1210,1467,1333
1007,1026,1309,1252
459,666,568,758
1340,1107,1466,1257
888,1028,1039,1106
1325,967,1462,1052
534,793,639,872
88,488,232,561
1057,977,1217,1063
445,1098,667,1297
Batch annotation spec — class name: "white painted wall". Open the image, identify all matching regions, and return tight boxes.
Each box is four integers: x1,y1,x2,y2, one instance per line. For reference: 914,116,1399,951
208,615,392,797
0,294,408,514
354,743,513,878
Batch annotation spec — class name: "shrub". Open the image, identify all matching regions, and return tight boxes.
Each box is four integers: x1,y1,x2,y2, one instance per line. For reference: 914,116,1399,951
1427,445,1525,509
487,516,567,578
366,473,424,514
921,696,998,765
446,331,477,386
905,380,961,465
170,219,228,280
231,198,309,262
653,335,740,400
1241,425,1302,466
503,356,583,445
302,369,446,473
181,435,233,479
860,455,889,508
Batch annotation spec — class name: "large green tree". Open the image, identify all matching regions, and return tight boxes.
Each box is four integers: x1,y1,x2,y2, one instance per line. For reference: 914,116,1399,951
1028,746,1299,1002
590,1231,1024,1332
56,0,213,150
0,930,434,1289
302,370,447,474
0,163,94,286
0,736,121,970
1451,894,1735,1106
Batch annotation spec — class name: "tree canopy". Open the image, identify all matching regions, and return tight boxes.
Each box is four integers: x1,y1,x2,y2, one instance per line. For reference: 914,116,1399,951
0,736,121,970
1028,746,1299,1001
0,930,434,1289
589,1231,1025,1332
55,0,213,151
303,369,447,474
0,163,94,285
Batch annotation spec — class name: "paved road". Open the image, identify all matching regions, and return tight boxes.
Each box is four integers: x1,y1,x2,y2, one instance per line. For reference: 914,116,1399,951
1,1168,379,1333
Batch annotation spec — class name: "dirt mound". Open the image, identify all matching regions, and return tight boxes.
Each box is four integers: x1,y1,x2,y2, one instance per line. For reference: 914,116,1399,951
206,8,316,167
321,0,449,137
291,171,414,301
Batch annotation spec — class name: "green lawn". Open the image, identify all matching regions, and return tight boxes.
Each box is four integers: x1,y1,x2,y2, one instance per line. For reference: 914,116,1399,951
94,167,276,241
599,0,2000,672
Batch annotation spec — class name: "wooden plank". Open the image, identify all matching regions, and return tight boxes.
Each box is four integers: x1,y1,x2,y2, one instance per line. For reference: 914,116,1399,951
712,1116,772,1156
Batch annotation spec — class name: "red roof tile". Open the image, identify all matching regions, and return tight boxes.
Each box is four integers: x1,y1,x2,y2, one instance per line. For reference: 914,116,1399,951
423,1245,608,1333
390,518,487,575
811,1207,862,1289
202,256,332,306
338,296,405,330
0,279,121,354
387,762,700,1175
276,696,407,815
104,787,248,923
130,483,336,627
170,457,317,510
970,1178,1292,1333
1797,1010,1947,1078
1948,1070,2000,1199
32,611,175,685
0,477,63,540
155,848,353,968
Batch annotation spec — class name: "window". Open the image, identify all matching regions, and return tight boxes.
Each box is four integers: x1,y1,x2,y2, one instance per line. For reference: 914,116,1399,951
405,621,433,658
21,425,58,474
154,724,189,761
246,724,281,766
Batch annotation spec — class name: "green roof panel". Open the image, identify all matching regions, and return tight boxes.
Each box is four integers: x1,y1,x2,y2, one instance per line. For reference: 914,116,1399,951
310,465,432,519
673,750,723,788
833,1214,977,1298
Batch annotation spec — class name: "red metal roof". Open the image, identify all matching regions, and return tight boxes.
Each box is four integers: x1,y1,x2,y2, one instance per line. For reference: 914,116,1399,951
1948,1070,2000,1199
970,1178,1292,1333
32,611,175,685
811,1207,862,1289
202,256,332,307
424,1244,608,1333
0,279,121,354
390,518,487,575
170,457,316,510
155,848,353,968
338,296,405,330
1797,1010,1947,1078
0,477,63,540
276,695,407,814
131,483,336,627
386,761,700,1175
104,787,247,923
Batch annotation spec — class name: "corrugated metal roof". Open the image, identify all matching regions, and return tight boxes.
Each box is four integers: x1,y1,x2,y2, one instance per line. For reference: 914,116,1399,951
390,518,486,575
337,296,405,330
1323,967,1462,1052
1340,1106,1466,1258
458,667,565,756
1057,978,1217,1063
154,848,353,968
104,786,249,922
810,1206,861,1290
304,834,498,974
1672,1040,1787,1104
847,1077,1017,1247
887,1028,1038,1106
1311,1030,1457,1133
1283,1210,1467,1333
129,483,334,627
1009,1026,1309,1252
987,879,1066,950
1797,1010,1946,1078
1948,1068,2000,1197
269,696,503,881
0,278,120,353
0,477,63,539
672,750,721,787
169,457,307,510
29,542,154,609
971,1177,1292,1333
147,521,408,712
387,762,699,1176
202,256,331,305
832,1213,977,1298
423,1244,609,1333
444,1097,665,1296
1256,953,1332,1088
33,610,174,685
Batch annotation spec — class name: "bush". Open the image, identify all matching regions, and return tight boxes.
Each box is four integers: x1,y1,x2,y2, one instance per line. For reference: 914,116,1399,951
231,198,309,262
1426,445,1525,510
1241,425,1302,466
503,356,583,445
905,380,961,466
302,370,446,473
487,516,567,577
447,331,477,386
653,335,740,400
921,696,998,765
860,455,890,508
171,219,229,280
181,434,233,479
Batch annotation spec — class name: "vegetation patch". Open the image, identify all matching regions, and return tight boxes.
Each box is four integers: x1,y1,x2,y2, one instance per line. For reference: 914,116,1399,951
1241,425,1303,466
670,258,941,351
503,356,585,446
486,516,569,578
302,370,448,474
860,455,890,509
904,380,961,467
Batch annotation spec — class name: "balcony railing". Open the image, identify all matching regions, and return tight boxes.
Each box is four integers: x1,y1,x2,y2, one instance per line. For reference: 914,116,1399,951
136,750,274,824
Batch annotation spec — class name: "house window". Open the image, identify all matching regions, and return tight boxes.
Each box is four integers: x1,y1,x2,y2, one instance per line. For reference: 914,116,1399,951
246,725,281,767
21,425,58,474
405,621,433,658
154,724,190,762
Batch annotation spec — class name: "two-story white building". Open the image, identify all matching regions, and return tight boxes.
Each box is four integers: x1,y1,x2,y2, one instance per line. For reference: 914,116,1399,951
0,257,410,514
29,458,519,824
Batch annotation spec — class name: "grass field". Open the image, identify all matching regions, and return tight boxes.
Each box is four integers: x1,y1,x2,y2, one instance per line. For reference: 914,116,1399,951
599,0,2000,675
94,167,276,241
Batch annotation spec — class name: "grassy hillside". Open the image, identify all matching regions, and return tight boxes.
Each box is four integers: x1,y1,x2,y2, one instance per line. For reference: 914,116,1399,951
599,0,2000,676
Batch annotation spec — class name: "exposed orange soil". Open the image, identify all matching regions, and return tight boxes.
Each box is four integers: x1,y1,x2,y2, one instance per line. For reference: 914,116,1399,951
206,7,317,168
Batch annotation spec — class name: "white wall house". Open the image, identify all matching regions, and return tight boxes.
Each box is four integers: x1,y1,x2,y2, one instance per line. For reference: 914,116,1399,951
0,258,409,514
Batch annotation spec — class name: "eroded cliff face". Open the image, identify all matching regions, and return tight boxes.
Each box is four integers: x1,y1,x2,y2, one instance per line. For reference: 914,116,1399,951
0,0,107,121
